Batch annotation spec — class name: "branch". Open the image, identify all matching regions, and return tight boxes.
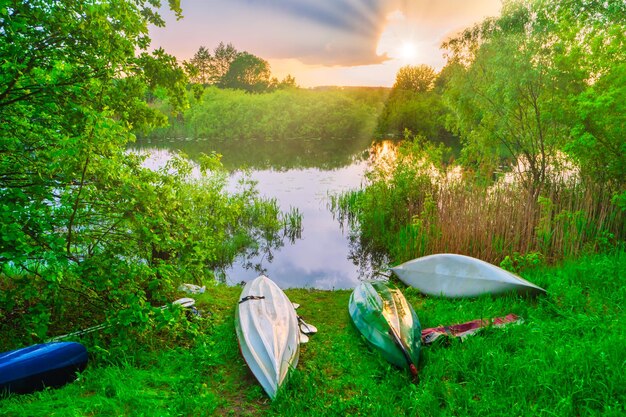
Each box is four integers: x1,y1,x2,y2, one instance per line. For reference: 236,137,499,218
88,216,128,255
66,154,90,258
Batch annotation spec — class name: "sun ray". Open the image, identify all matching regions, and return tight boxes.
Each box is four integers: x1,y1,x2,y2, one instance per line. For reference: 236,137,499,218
376,10,420,63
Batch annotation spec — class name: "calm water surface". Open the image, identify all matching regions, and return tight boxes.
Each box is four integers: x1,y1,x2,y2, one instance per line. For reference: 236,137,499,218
132,136,389,289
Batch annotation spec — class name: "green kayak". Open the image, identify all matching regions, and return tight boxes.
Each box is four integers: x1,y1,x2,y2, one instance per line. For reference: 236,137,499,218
349,280,421,375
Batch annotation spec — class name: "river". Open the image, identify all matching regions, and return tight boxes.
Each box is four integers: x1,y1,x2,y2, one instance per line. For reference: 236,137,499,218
131,136,389,289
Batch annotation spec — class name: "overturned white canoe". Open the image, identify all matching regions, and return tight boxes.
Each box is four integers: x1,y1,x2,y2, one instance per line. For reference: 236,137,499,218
235,275,300,399
391,253,546,298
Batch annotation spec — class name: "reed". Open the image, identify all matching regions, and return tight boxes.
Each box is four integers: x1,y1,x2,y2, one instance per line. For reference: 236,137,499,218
331,141,624,266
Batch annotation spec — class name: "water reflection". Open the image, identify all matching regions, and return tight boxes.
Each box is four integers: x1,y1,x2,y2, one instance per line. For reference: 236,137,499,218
134,136,373,171
130,136,390,289
368,140,399,179
219,164,369,289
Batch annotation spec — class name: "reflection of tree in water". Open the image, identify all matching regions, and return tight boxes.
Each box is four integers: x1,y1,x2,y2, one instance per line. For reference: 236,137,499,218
323,139,400,281
346,231,391,282
135,135,379,287
215,207,302,284
134,136,372,171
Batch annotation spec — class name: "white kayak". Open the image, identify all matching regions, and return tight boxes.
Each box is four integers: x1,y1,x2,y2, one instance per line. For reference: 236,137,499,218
391,253,546,298
235,275,300,399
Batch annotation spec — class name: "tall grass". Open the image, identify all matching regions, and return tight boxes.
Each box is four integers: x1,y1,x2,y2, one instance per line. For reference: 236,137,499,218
330,139,624,266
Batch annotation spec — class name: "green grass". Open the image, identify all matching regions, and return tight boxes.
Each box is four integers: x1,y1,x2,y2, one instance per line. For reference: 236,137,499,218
1,250,624,416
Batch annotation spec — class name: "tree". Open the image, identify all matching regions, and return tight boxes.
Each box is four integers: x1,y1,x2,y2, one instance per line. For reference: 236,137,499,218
220,52,272,93
271,74,298,90
568,64,626,208
209,42,239,85
442,0,626,203
544,0,626,208
182,42,297,93
184,46,212,85
392,65,437,93
377,65,454,144
377,90,448,141
442,1,582,193
0,0,185,343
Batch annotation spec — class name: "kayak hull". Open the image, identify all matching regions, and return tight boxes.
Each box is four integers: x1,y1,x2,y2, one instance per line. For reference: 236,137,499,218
349,280,421,372
0,342,88,395
235,275,299,399
392,253,546,298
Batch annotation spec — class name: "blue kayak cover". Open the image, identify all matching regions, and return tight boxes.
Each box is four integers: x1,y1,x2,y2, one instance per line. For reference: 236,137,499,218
0,342,88,395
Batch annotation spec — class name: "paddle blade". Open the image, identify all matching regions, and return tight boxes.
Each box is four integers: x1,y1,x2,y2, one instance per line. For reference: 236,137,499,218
299,321,318,335
173,297,196,308
297,316,317,334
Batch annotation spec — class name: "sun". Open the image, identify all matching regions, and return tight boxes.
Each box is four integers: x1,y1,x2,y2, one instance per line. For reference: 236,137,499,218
376,10,421,64
399,41,418,62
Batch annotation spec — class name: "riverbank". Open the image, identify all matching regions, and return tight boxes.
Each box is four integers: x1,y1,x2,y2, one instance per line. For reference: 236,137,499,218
1,250,624,416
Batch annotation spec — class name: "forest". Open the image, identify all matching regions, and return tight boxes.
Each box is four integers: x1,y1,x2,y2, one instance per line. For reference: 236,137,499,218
0,0,624,415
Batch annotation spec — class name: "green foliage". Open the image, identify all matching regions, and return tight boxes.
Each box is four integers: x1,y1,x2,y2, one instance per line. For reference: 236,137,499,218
443,3,576,192
273,74,298,90
500,251,544,274
183,42,239,88
392,65,437,93
183,42,296,94
183,46,212,86
0,0,297,349
219,52,272,93
209,42,240,85
377,65,459,149
568,63,626,189
443,0,625,199
334,135,448,261
376,89,454,145
333,135,623,266
147,86,382,141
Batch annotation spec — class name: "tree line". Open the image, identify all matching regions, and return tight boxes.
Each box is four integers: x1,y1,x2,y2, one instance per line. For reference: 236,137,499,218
183,42,296,94
146,44,387,143
145,86,386,142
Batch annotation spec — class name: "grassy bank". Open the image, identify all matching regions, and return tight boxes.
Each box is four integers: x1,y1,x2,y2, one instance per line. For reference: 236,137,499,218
1,250,624,416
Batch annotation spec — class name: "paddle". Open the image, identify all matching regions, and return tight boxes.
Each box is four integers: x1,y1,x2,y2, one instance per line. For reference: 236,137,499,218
292,302,318,335
47,298,199,342
297,316,317,335
172,298,196,308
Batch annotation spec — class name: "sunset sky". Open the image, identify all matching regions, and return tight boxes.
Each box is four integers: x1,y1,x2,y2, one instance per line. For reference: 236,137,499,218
150,0,502,87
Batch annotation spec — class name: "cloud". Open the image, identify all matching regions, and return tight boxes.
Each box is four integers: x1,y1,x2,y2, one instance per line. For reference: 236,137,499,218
230,0,397,65
236,0,384,37
151,0,396,66
150,0,502,80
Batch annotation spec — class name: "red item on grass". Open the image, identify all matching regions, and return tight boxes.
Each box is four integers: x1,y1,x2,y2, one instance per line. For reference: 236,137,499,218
421,314,522,345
